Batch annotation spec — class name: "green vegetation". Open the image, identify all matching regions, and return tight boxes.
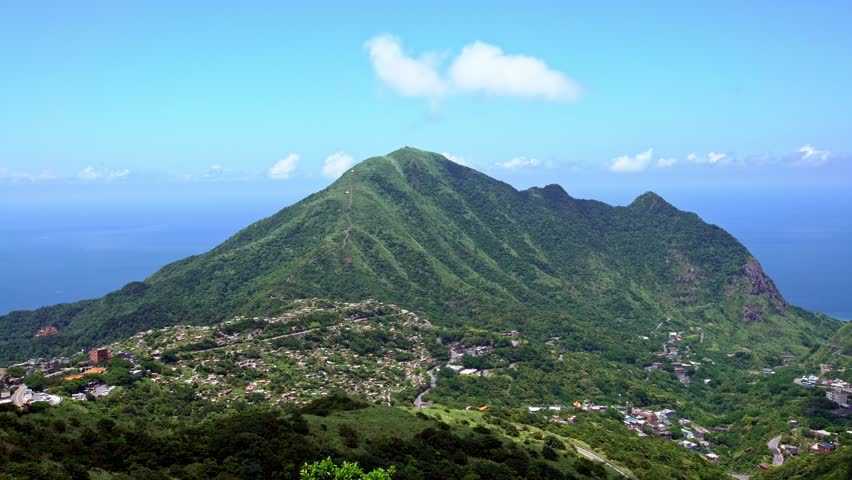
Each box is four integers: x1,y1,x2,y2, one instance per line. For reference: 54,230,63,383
0,148,847,478
300,458,395,480
0,388,625,479
754,445,851,480
0,148,840,364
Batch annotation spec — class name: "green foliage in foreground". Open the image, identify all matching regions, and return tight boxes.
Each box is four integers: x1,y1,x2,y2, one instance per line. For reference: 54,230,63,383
300,458,395,480
0,385,619,480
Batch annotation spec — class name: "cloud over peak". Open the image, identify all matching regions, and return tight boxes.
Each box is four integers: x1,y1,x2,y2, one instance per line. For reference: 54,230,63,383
441,152,468,166
449,42,580,100
322,151,354,179
268,154,299,179
496,157,541,169
366,35,580,102
609,148,654,173
365,35,448,98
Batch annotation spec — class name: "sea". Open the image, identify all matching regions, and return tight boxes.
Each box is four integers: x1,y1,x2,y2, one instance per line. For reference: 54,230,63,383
1,185,849,320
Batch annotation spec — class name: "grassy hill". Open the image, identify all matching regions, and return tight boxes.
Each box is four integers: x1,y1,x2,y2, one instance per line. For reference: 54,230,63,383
0,147,842,364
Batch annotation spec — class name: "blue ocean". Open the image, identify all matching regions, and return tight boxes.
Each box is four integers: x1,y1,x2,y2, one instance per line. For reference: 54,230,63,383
1,186,849,320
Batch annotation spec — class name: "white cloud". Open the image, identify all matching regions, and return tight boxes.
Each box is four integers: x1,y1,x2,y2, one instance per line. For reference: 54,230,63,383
496,157,541,169
449,42,580,100
656,158,677,168
685,152,727,164
322,151,354,179
797,144,831,166
77,166,130,181
205,165,224,178
268,154,299,179
0,167,57,183
365,34,580,102
364,35,448,98
609,148,654,173
707,152,726,164
441,152,468,166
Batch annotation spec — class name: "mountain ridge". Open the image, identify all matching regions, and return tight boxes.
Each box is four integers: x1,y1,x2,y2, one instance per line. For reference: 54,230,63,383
0,147,841,364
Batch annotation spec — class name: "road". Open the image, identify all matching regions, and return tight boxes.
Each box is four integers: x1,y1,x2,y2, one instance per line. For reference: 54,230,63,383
767,434,784,466
413,367,438,408
574,445,636,479
12,384,28,408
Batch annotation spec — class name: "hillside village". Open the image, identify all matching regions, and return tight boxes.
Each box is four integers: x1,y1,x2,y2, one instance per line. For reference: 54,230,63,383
3,305,849,477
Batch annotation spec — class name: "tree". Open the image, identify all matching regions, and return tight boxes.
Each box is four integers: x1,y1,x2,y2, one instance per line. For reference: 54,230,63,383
23,372,46,391
300,457,395,480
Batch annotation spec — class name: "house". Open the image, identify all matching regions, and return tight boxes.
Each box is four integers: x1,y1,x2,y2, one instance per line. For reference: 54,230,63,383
643,362,662,372
705,453,720,463
820,364,834,375
659,409,677,420
528,406,543,413
826,388,848,405
781,445,799,455
787,419,799,427
632,409,659,424
811,442,835,454
34,326,58,338
678,440,699,451
89,348,111,366
762,368,775,375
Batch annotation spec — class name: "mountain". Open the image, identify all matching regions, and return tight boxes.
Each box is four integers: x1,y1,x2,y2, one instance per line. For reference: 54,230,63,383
0,147,841,364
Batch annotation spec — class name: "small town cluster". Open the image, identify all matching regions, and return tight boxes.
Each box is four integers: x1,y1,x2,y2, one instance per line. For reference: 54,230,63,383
133,300,436,405
2,300,438,410
0,346,135,409
796,363,851,407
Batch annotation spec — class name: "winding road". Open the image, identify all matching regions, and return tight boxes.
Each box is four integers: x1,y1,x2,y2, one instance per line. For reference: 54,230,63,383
413,367,438,408
574,445,636,479
767,434,784,466
12,384,28,408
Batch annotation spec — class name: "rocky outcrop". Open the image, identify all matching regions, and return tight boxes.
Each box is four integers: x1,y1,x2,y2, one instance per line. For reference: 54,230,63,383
742,305,763,323
743,259,786,310
737,259,787,322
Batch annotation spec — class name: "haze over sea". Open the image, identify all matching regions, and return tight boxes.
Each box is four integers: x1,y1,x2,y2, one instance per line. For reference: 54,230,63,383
1,183,849,321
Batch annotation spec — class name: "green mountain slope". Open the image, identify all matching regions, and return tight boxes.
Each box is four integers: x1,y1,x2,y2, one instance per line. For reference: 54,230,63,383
0,147,841,363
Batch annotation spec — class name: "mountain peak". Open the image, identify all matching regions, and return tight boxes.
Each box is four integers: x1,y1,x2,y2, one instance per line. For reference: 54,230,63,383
1,147,839,366
629,191,674,211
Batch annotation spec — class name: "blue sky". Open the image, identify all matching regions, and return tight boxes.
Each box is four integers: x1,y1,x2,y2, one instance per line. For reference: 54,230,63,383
1,0,851,203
